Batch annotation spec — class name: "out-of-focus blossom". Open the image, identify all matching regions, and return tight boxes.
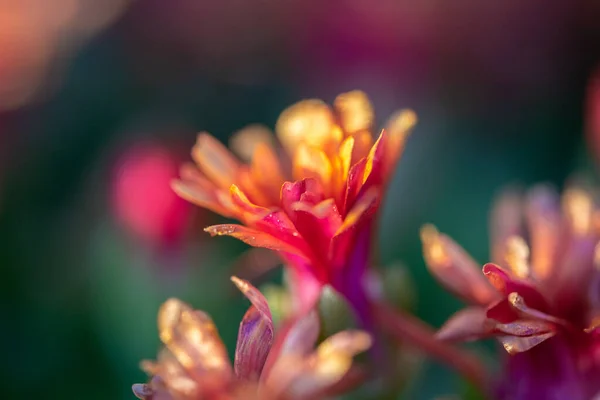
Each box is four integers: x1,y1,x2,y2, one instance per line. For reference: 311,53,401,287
132,277,371,400
0,0,130,109
112,143,191,248
172,91,416,322
421,185,600,399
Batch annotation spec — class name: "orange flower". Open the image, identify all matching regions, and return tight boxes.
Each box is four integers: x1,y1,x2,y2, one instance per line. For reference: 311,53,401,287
172,91,416,318
132,277,371,400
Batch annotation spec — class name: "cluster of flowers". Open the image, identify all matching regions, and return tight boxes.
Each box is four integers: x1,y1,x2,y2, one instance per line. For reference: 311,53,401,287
132,91,600,399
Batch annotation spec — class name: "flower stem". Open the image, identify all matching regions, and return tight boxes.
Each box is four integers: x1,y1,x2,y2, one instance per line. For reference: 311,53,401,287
374,301,488,392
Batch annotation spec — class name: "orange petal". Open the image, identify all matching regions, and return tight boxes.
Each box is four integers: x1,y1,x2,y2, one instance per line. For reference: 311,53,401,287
250,142,286,203
381,109,417,178
333,90,374,134
420,225,500,306
192,133,240,189
171,179,234,218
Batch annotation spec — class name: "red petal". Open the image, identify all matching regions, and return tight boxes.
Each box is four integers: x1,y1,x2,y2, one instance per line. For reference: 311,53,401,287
292,199,342,265
482,263,549,312
281,179,325,220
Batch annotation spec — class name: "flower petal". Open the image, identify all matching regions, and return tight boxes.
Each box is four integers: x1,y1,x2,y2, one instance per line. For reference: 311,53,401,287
489,188,524,265
437,307,494,342
292,198,343,262
157,299,231,376
231,277,274,381
191,133,240,189
286,330,372,397
171,179,233,218
275,99,338,155
525,185,561,280
482,263,549,312
493,319,556,337
498,331,556,354
204,224,307,258
381,109,417,179
333,90,374,134
420,225,500,306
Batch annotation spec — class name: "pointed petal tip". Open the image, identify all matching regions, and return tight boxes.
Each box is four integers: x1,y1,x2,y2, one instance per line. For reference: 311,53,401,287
231,275,249,292
132,383,153,399
387,109,418,136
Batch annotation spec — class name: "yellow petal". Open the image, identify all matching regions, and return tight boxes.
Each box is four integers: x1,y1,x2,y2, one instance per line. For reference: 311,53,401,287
275,99,338,154
333,90,374,134
562,187,594,236
293,144,333,193
229,124,275,162
504,236,530,279
157,299,231,375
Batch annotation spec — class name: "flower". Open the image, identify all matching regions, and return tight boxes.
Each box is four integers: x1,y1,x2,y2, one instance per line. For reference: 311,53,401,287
112,142,191,248
421,185,600,399
132,276,371,400
172,91,416,318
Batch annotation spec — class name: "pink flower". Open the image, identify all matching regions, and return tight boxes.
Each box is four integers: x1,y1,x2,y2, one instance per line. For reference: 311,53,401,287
172,91,416,321
422,185,600,399
132,277,371,400
112,143,191,248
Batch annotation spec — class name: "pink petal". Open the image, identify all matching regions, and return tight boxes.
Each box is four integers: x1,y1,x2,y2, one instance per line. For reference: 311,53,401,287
330,187,379,269
231,277,274,381
261,311,321,382
498,331,556,354
292,199,343,263
282,253,325,312
482,263,549,312
493,319,556,337
281,179,325,220
524,185,561,280
437,307,495,342
204,224,307,258
420,226,500,306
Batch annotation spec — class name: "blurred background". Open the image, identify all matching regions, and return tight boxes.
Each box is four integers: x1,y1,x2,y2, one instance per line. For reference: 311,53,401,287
1,1,600,399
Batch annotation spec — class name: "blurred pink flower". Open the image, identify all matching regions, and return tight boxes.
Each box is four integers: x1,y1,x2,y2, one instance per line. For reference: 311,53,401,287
133,277,370,400
422,185,600,399
111,142,191,247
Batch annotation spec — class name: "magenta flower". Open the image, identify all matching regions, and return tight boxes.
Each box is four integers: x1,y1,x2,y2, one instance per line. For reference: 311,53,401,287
132,277,371,400
171,91,417,325
421,185,600,399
